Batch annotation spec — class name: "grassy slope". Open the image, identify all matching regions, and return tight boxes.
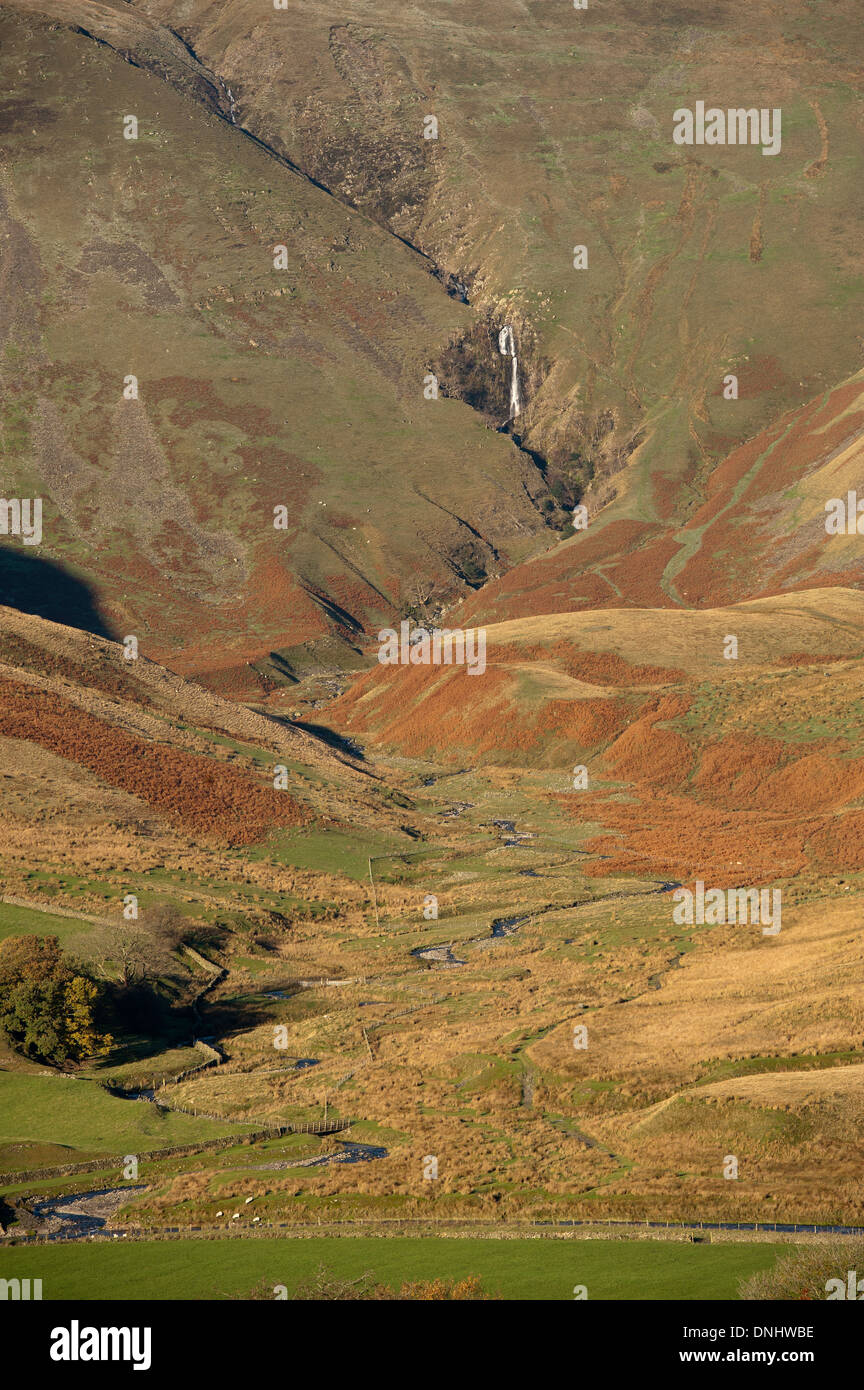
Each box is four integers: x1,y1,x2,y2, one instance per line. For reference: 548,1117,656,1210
327,588,864,764
0,1073,253,1152
0,604,439,940
0,899,90,946
0,1236,786,1301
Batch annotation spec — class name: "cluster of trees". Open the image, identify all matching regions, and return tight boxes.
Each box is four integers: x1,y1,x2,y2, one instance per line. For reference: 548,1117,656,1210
0,910,208,1068
0,909,226,1068
0,935,111,1066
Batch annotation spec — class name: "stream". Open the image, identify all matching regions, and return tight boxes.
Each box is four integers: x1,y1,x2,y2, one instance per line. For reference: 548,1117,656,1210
248,1141,387,1171
411,863,680,968
30,1186,146,1239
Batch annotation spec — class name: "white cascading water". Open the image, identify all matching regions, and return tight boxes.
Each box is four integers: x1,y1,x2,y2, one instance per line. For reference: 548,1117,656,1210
218,78,237,124
498,325,521,419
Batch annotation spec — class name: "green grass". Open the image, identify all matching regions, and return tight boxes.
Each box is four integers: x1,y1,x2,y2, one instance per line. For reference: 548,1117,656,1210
0,1142,91,1175
0,1073,254,1158
0,1236,789,1301
696,1050,864,1086
259,826,406,880
0,900,91,946
82,1044,207,1087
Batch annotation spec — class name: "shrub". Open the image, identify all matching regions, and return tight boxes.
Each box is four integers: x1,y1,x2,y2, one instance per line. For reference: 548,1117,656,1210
740,1241,864,1300
231,1266,499,1300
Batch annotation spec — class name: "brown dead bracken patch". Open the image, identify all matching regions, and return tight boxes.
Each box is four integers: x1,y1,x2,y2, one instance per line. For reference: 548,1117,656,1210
0,675,308,845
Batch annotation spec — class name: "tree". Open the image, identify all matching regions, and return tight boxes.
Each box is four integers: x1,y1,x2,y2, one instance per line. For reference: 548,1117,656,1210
84,906,188,989
64,976,107,1060
0,935,112,1067
0,933,65,982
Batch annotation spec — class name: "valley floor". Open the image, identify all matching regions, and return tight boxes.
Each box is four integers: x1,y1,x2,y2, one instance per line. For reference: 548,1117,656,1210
3,602,864,1289
3,750,864,1241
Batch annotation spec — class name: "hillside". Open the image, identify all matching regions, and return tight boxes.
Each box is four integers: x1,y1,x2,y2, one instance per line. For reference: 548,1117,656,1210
449,370,864,623
326,589,864,883
2,0,862,697
109,0,864,503
0,2,559,698
2,0,864,1271
0,602,428,907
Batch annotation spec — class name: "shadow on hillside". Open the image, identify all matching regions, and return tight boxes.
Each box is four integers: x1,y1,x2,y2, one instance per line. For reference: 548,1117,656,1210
290,719,365,760
0,546,113,637
199,990,303,1038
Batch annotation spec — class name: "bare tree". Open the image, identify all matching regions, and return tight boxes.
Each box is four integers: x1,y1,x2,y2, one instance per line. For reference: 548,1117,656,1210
82,906,189,987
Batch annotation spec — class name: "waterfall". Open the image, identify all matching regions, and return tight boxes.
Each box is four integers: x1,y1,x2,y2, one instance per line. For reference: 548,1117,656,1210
218,78,237,124
498,325,521,419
